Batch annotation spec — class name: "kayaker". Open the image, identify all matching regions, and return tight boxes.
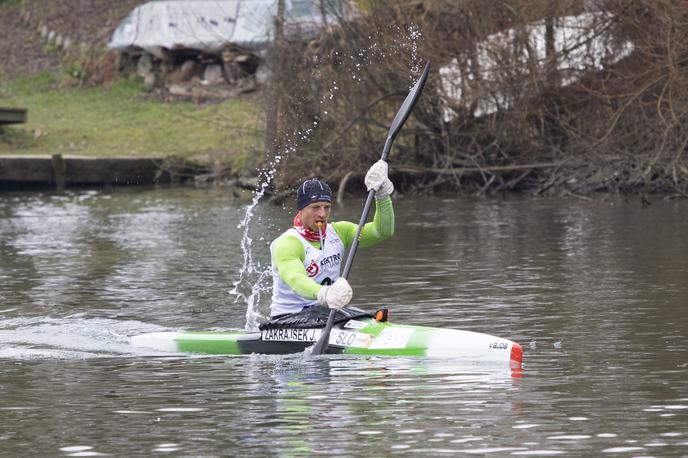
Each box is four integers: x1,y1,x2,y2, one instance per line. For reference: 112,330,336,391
269,160,395,318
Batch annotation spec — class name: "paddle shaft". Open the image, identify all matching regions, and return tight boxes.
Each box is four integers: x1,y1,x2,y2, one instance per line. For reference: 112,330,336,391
311,63,430,356
310,177,380,356
309,153,387,354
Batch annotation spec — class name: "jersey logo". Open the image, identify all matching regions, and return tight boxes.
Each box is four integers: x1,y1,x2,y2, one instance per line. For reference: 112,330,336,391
320,253,341,268
306,259,319,277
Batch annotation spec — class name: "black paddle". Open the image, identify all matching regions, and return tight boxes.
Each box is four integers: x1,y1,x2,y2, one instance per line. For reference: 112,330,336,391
311,62,431,356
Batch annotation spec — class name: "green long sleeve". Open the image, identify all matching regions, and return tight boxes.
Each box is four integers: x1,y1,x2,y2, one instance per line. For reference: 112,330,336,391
332,196,394,249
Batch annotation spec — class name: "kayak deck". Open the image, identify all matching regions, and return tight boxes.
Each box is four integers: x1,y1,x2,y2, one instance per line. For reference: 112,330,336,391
131,318,523,368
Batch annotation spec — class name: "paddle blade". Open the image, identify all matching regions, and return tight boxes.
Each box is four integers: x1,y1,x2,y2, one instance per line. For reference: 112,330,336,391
383,62,431,159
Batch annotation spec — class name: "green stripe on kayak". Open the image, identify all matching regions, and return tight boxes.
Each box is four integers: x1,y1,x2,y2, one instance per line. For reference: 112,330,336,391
176,332,241,354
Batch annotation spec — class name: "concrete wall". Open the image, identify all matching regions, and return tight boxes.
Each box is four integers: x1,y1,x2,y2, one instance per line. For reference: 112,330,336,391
0,155,173,190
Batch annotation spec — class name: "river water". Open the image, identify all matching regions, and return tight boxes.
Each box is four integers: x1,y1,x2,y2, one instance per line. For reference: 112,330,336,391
0,187,686,457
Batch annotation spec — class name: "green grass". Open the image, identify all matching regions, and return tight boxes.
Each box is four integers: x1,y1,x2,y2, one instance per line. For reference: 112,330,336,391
0,0,22,8
0,73,265,170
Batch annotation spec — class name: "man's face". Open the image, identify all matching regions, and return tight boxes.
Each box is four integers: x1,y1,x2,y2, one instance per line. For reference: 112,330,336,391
299,202,331,232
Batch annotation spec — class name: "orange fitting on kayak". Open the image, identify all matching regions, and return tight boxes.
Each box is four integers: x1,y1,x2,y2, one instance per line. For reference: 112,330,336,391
374,309,389,322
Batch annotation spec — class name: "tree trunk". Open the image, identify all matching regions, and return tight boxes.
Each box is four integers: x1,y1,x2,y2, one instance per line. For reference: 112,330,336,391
264,0,286,160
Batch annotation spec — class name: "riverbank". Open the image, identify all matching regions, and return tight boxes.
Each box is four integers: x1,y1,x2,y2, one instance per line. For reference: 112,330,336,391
0,71,265,191
0,0,264,189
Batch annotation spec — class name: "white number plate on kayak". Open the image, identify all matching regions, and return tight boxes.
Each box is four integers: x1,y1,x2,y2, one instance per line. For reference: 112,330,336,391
343,320,368,330
328,330,373,348
368,328,415,350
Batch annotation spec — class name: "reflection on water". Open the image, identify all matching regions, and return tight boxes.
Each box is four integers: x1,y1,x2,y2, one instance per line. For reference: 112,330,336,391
1,188,687,455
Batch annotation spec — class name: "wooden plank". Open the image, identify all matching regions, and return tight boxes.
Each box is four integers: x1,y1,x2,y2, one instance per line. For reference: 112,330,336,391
64,156,163,185
0,108,28,125
0,155,169,188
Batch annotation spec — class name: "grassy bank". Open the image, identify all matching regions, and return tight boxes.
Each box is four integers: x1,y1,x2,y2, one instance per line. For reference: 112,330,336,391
0,73,265,172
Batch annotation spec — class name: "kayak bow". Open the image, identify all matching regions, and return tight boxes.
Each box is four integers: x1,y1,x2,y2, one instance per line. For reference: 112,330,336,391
131,317,523,368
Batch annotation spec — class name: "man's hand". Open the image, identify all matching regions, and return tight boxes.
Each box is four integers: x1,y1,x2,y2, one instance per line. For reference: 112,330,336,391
317,278,353,310
364,160,394,199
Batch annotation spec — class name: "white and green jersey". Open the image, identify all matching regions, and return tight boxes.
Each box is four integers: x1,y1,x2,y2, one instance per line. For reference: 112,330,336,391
270,225,344,316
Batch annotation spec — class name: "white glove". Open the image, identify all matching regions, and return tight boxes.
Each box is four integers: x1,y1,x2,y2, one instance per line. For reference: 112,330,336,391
317,278,353,310
364,160,394,199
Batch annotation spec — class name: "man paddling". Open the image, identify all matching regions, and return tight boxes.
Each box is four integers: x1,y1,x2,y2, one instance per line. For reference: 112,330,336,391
269,160,395,318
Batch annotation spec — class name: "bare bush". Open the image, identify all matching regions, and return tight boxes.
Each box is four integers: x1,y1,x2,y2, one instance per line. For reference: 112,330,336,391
266,1,432,197
271,0,688,196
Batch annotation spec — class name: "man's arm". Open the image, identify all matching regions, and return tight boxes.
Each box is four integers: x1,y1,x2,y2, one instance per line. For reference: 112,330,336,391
333,196,394,249
272,235,322,299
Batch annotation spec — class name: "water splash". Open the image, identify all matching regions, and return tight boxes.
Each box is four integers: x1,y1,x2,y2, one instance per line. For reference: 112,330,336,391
229,154,284,331
404,23,424,87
